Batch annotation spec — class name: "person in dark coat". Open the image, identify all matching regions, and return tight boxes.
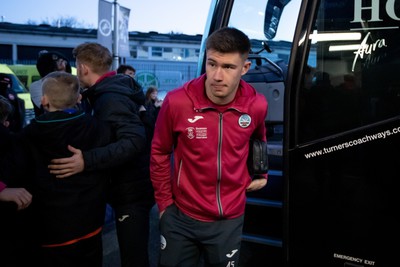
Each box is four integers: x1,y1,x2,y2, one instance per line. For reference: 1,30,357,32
142,86,163,143
0,73,25,132
0,95,36,267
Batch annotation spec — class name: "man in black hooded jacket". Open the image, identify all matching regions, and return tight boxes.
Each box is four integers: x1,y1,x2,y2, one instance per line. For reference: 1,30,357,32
47,42,155,267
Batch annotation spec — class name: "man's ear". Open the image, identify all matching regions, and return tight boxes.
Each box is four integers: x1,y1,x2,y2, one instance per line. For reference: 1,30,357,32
80,63,89,75
241,60,252,76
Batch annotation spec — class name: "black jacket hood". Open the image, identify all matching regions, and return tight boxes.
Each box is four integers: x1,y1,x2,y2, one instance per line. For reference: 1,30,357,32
85,73,145,106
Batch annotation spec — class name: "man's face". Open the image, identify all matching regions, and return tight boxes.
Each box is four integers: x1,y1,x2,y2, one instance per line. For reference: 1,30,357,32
205,49,250,105
55,58,67,71
75,59,90,89
124,69,135,77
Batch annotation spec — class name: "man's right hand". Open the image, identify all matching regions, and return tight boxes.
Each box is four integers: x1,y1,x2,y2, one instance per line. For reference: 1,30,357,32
48,145,84,178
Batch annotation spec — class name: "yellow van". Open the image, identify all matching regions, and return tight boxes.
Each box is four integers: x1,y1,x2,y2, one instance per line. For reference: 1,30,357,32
8,64,41,89
9,64,77,90
0,64,33,110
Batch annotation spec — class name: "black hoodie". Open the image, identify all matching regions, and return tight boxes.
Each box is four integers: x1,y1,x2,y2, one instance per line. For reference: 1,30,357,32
81,72,154,206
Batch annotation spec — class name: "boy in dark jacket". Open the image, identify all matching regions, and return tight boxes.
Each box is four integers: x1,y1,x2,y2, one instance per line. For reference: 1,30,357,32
6,71,112,267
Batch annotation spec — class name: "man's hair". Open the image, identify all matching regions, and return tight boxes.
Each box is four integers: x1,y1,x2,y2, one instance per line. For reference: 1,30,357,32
42,71,80,110
0,95,12,123
73,42,112,74
117,64,136,74
206,27,251,58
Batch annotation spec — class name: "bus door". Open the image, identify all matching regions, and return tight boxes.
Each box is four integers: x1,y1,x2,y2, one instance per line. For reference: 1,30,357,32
201,0,400,266
286,0,400,266
199,0,301,266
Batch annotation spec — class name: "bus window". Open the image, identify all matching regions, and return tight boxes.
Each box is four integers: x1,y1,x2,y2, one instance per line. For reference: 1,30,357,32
298,1,400,143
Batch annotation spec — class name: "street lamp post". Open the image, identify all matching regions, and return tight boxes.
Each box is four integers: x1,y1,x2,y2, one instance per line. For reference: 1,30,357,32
112,0,119,70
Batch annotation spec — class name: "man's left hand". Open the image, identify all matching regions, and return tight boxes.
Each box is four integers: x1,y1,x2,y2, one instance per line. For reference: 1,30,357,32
246,178,267,192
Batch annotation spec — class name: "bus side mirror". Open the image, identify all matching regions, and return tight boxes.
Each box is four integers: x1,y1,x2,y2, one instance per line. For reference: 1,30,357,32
264,0,291,39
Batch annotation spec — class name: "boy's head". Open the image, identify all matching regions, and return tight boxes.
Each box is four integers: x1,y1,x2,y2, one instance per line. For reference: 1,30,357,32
41,71,81,111
0,95,12,127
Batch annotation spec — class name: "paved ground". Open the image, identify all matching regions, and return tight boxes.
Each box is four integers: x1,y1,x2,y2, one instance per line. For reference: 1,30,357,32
102,220,121,267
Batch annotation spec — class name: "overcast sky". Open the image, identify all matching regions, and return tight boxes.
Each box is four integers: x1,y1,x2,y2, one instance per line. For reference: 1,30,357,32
3,0,212,35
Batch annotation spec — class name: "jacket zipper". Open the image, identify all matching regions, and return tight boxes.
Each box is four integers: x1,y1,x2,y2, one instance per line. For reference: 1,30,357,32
217,112,223,217
177,159,182,186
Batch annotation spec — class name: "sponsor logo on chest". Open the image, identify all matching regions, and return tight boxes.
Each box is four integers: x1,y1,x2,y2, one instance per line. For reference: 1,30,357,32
185,114,252,139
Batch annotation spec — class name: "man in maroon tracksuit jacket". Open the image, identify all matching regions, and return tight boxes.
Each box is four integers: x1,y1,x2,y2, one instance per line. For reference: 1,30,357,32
150,27,269,267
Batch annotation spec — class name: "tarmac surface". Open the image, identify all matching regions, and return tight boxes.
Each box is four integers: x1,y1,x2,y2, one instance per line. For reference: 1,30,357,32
102,220,121,267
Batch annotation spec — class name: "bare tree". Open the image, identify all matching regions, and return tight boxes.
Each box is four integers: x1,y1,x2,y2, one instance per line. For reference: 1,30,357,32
25,16,94,28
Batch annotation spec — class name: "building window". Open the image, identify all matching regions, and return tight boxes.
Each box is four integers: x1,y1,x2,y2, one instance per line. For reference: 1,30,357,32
137,46,149,59
152,47,163,58
130,45,137,58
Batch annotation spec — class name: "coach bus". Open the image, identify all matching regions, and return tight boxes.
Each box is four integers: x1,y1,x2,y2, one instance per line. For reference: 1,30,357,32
198,0,399,266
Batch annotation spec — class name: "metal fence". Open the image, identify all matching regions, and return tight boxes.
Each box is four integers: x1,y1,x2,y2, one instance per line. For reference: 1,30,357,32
126,59,199,98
